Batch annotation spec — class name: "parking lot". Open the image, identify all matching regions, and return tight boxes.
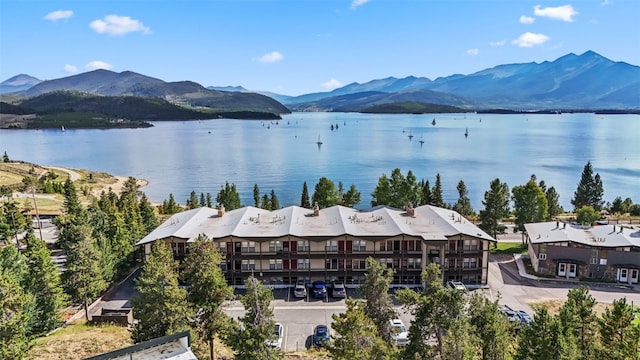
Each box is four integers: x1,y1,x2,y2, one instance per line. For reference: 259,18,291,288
223,257,640,352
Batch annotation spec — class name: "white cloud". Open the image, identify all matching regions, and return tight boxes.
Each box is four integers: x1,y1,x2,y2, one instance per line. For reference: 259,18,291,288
602,0,610,5
533,5,578,22
519,15,535,24
322,78,342,91
64,64,78,73
90,15,151,36
490,40,507,47
350,0,370,10
256,51,284,64
85,61,113,71
466,48,480,56
512,32,550,47
44,10,73,21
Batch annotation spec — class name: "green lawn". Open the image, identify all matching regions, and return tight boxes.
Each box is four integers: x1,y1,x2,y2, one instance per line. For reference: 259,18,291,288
491,242,528,255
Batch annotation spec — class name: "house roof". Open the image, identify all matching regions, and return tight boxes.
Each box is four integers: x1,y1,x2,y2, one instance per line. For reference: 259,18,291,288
83,331,196,360
137,205,495,246
524,221,640,248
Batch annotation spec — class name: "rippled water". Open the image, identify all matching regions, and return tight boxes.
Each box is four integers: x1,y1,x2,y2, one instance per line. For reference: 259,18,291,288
2,112,638,210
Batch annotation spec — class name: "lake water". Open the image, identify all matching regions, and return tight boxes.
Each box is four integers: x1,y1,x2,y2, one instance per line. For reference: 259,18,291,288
1,112,638,211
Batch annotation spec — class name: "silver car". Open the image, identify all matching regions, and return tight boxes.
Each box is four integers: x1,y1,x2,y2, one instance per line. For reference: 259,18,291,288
294,284,307,298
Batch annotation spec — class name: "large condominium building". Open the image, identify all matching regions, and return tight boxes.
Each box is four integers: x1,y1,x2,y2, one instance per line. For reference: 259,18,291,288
137,204,495,287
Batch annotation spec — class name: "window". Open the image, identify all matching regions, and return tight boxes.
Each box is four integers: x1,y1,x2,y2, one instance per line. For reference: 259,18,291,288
353,259,367,269
326,258,339,270
241,241,256,253
463,258,477,269
379,240,393,252
325,240,338,252
538,253,547,260
407,258,421,269
298,259,310,270
379,258,393,269
353,240,367,251
269,259,283,270
217,242,226,254
269,240,283,252
406,240,422,252
443,258,449,269
241,259,255,271
298,240,310,252
600,258,607,265
463,239,478,252
591,257,597,264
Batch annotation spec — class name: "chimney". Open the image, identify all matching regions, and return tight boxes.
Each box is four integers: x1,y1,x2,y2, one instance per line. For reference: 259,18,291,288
313,202,319,217
218,205,225,217
405,202,415,217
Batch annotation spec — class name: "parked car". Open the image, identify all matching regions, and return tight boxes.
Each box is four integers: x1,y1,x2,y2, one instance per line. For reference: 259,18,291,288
516,310,533,326
498,305,521,325
447,280,467,291
331,282,346,298
389,318,409,347
266,323,284,350
313,325,330,347
312,281,327,299
293,284,307,299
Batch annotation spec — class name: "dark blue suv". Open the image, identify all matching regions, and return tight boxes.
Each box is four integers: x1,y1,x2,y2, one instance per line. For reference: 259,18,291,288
313,325,330,347
312,281,327,299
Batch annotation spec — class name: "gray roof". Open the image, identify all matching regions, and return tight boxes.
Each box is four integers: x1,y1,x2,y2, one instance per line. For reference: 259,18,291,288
524,221,640,248
84,331,196,360
137,205,494,245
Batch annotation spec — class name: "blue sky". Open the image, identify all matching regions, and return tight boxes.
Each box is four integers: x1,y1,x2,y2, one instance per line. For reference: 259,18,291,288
1,0,638,96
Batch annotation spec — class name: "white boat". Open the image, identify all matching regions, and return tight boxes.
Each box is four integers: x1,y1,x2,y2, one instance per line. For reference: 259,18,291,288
316,135,323,145
61,125,65,132
408,131,414,140
464,127,469,137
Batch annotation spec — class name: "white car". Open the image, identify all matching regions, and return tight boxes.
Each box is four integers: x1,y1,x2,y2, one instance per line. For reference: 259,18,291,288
267,323,284,350
447,280,467,291
389,318,409,346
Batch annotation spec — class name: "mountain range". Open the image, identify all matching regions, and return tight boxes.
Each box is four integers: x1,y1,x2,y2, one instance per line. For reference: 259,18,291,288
1,50,638,115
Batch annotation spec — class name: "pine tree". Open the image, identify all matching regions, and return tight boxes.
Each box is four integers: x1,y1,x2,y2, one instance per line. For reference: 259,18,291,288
479,178,510,239
371,174,392,207
572,161,605,212
359,257,396,342
260,194,271,210
131,241,192,343
0,269,33,359
225,276,281,360
420,179,431,206
546,186,563,220
300,182,311,208
312,177,341,208
63,224,107,321
188,191,199,209
200,192,206,207
23,231,67,335
270,189,279,210
599,297,640,359
342,184,361,208
329,298,394,360
431,173,444,207
183,236,234,360
516,307,573,360
558,286,601,359
453,180,474,216
139,193,159,233
467,294,514,360
216,182,242,210
253,184,260,207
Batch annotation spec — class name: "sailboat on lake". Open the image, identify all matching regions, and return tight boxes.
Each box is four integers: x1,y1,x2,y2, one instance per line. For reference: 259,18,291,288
464,127,469,138
316,135,323,145
408,131,414,140
61,125,65,132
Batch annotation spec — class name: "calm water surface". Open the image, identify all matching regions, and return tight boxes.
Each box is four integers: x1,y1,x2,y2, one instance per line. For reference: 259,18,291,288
1,112,638,210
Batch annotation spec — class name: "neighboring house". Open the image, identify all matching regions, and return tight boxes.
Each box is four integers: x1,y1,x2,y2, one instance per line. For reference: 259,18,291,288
83,331,196,360
136,204,495,287
524,221,640,283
